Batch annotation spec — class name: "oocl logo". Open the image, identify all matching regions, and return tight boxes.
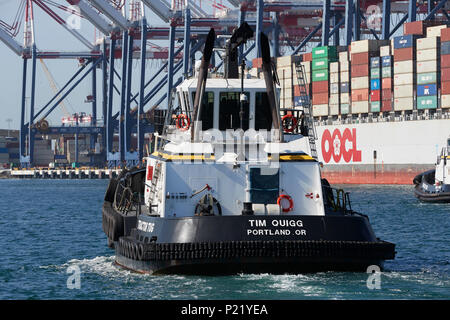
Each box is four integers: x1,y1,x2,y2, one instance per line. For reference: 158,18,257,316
321,128,362,163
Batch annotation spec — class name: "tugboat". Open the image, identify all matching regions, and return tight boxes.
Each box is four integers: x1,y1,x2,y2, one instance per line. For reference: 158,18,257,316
102,25,396,275
413,137,450,202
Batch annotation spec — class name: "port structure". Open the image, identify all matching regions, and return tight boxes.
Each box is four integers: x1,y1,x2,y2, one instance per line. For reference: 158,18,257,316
1,0,449,168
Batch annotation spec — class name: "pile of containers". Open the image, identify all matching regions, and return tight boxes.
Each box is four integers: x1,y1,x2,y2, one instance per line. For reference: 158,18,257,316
381,45,393,111
311,46,337,116
393,34,417,111
339,51,350,114
441,28,450,108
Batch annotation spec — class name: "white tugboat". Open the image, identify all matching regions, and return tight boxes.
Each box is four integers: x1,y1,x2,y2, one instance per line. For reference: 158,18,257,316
102,25,396,275
414,136,450,202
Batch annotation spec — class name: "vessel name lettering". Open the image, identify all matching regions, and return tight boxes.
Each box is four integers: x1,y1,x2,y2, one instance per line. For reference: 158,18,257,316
321,128,362,163
248,219,303,227
137,221,155,233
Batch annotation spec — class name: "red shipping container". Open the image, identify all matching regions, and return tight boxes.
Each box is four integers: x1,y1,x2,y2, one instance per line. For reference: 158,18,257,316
312,80,329,94
312,93,329,105
441,28,450,42
294,85,309,96
303,52,313,62
382,78,392,89
252,58,262,69
442,81,450,95
404,21,425,36
441,54,450,68
351,64,369,77
442,68,450,82
382,100,392,111
382,89,392,101
394,48,415,61
371,90,381,101
351,52,370,65
351,89,369,102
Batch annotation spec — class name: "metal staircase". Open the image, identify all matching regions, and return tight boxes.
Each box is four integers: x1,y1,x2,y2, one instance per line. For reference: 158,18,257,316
294,60,318,160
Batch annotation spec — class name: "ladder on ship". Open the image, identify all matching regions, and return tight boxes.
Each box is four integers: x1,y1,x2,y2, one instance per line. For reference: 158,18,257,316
293,60,318,160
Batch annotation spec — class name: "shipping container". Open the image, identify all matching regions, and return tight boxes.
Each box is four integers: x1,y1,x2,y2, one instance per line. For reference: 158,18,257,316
351,89,369,102
441,41,450,55
312,80,329,93
417,72,439,84
340,82,350,93
351,52,370,65
351,64,369,77
394,97,414,110
417,60,440,73
370,57,380,68
330,83,340,94
394,85,414,98
340,104,350,114
370,90,381,101
312,46,338,60
441,28,450,42
329,94,339,105
371,68,380,78
340,71,350,82
417,84,437,96
340,60,349,72
330,62,339,73
381,56,392,67
417,95,438,109
382,100,392,111
394,60,415,74
312,58,329,71
394,47,415,61
340,93,350,104
382,67,392,78
277,55,300,68
441,53,450,68
339,51,349,62
330,73,340,84
351,76,370,89
351,39,388,54
382,78,392,89
312,70,329,82
393,35,418,49
329,104,340,115
427,25,447,37
371,79,381,90
380,45,391,57
404,21,426,36
371,101,381,112
441,94,450,108
417,48,439,61
441,81,450,94
417,37,440,50
394,73,415,85
382,88,393,100
312,104,329,117
442,68,450,81
352,101,370,113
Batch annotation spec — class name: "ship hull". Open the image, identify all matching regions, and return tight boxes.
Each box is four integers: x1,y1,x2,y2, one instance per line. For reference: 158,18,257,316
103,202,395,275
314,118,450,184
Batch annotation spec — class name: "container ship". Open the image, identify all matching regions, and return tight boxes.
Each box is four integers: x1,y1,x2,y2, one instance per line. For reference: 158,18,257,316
253,21,450,185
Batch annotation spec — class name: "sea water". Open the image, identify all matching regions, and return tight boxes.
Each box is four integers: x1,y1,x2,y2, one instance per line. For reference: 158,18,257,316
0,180,448,300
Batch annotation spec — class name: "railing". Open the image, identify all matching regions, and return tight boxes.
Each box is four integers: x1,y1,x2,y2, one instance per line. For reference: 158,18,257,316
323,185,353,214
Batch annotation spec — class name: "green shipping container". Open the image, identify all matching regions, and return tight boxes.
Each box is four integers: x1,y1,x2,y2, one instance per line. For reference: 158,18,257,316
312,58,329,71
371,68,380,79
312,46,338,60
341,104,350,114
312,70,329,82
371,101,381,112
417,95,437,109
417,72,438,85
381,67,392,78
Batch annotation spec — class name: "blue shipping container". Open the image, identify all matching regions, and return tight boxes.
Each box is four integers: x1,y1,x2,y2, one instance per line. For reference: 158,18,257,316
381,56,392,67
370,79,381,90
417,84,437,96
370,57,380,68
294,96,305,107
340,82,350,93
394,35,418,49
441,41,450,55
0,148,8,154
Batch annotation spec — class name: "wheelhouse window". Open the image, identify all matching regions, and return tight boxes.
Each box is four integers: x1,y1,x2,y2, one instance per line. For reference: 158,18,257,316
191,91,214,130
219,92,250,131
255,92,272,130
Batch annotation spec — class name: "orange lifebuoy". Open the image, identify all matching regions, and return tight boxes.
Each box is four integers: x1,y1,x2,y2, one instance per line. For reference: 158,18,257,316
176,114,190,131
277,194,294,213
281,114,297,133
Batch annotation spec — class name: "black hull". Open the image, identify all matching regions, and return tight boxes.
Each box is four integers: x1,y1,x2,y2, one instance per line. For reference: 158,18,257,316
414,184,450,203
103,201,395,275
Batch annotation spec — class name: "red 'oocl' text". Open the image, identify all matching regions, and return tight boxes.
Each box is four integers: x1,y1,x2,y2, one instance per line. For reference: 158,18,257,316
321,128,362,163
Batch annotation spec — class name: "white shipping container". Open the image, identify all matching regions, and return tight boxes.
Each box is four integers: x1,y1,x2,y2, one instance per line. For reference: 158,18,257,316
340,93,350,104
417,60,439,73
330,72,339,84
330,83,339,94
417,37,440,50
340,60,349,72
340,71,349,82
351,76,369,89
329,104,340,115
277,55,299,68
394,60,415,74
339,51,348,62
352,101,370,113
350,39,389,54
330,62,339,73
278,67,292,79
442,94,450,108
300,61,311,73
394,97,414,110
426,25,447,37
394,73,415,85
283,77,293,89
380,45,391,57
394,85,414,98
330,94,339,105
313,104,329,117
416,48,438,62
